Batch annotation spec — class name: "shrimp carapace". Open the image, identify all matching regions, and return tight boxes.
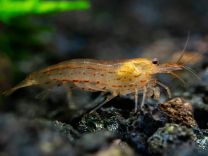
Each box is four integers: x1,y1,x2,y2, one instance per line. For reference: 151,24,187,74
3,58,186,112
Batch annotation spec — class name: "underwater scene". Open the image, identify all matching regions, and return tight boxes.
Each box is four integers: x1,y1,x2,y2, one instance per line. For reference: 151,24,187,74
0,0,208,156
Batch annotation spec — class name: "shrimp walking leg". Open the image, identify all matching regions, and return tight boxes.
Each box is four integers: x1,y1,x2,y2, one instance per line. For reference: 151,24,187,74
153,87,160,100
140,86,147,110
156,81,172,98
36,82,62,100
62,83,77,109
85,92,106,109
89,93,117,114
35,89,51,100
134,89,138,112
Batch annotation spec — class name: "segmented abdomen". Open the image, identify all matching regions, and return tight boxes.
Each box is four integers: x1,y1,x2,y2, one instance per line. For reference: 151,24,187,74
40,59,147,94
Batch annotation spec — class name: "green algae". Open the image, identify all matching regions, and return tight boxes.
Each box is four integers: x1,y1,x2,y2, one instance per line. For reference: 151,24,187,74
0,0,90,23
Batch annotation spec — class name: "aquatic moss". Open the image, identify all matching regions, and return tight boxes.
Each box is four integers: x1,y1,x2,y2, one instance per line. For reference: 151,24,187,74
0,0,90,22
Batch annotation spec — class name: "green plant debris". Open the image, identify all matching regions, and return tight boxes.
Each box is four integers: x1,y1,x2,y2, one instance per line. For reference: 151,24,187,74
0,0,90,22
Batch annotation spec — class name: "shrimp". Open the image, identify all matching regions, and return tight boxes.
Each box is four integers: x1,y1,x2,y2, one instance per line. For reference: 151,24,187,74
2,58,194,112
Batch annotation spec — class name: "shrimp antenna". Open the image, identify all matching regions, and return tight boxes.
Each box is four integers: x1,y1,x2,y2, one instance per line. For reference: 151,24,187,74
181,65,201,80
176,31,190,64
170,72,188,87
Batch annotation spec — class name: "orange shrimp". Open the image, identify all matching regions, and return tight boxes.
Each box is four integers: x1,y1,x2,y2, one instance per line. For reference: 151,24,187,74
2,58,195,112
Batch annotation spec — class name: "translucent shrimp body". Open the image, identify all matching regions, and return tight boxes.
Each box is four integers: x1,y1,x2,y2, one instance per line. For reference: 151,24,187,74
3,58,183,112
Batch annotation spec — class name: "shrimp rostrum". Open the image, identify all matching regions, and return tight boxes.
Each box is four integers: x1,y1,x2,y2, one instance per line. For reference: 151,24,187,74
3,58,194,112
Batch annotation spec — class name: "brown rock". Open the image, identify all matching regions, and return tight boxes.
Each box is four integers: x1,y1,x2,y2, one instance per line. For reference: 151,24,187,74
160,97,197,128
93,139,134,156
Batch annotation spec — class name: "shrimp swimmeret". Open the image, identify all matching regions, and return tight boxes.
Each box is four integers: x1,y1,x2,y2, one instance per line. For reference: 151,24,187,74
3,58,196,112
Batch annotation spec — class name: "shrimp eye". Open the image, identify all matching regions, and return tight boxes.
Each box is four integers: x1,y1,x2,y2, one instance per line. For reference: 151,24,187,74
152,58,159,65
